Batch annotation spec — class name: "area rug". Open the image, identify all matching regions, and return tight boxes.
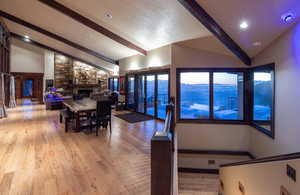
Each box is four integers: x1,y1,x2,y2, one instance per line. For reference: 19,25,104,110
114,113,153,123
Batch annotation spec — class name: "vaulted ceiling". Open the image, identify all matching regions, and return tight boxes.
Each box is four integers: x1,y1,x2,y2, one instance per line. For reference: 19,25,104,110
197,0,300,57
0,0,299,70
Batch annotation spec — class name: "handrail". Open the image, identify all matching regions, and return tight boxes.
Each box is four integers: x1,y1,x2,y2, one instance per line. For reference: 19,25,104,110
151,98,176,195
154,102,175,136
221,152,300,167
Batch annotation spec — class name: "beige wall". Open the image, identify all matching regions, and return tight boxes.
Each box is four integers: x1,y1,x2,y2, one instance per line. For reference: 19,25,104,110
119,45,171,75
172,45,252,151
220,159,300,195
10,39,44,73
249,22,300,157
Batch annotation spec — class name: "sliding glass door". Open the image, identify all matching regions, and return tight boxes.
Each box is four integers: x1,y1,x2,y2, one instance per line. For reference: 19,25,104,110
127,76,135,110
126,70,169,119
137,75,145,113
157,74,169,119
146,75,155,116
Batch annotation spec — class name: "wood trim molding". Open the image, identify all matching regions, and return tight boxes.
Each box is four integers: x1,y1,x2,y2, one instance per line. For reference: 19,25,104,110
38,0,147,56
11,72,44,77
0,10,118,65
178,149,255,159
177,0,251,66
178,168,219,174
11,32,111,72
221,152,300,167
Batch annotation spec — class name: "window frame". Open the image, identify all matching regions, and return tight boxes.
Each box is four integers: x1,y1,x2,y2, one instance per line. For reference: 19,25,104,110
250,63,275,138
177,68,248,125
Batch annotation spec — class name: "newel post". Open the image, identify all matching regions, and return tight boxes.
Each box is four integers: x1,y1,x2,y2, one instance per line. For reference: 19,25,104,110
151,132,173,195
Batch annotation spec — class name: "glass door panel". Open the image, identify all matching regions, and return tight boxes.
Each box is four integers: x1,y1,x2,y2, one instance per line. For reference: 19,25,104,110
157,74,169,119
127,76,135,110
137,75,145,113
23,79,33,97
113,78,118,91
146,75,155,116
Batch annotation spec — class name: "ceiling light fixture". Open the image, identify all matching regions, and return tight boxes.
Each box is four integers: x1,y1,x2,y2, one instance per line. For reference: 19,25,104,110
24,35,30,39
281,13,295,23
105,13,112,19
240,21,249,30
253,42,262,46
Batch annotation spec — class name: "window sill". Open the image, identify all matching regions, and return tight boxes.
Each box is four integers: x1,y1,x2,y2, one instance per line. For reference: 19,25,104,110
177,119,249,125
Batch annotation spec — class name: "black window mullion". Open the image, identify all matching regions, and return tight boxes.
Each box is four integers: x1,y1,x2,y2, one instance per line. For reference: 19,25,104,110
144,75,147,114
155,74,158,118
209,72,214,120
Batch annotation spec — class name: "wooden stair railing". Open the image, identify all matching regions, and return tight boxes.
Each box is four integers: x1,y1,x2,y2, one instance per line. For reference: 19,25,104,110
221,152,300,167
151,98,177,195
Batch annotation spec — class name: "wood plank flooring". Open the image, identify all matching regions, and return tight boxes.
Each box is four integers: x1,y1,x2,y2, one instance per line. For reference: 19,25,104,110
0,101,218,195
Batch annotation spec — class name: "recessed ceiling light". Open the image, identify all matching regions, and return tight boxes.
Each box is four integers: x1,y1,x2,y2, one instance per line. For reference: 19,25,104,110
105,13,112,19
253,42,262,46
240,21,249,30
281,13,295,23
24,35,30,39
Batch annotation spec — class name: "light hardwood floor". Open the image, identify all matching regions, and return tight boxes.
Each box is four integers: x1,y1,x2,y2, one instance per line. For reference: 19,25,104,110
0,101,218,195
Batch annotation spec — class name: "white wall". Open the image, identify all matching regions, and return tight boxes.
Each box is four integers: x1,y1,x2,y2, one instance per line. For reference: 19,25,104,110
10,39,44,73
220,159,300,195
249,22,300,157
172,45,252,151
119,45,171,75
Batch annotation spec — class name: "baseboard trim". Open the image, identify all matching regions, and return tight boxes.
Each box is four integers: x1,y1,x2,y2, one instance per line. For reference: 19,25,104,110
178,149,255,159
178,167,219,174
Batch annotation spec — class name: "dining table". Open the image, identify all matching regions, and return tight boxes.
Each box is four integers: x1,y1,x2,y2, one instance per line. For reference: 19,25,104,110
63,97,110,131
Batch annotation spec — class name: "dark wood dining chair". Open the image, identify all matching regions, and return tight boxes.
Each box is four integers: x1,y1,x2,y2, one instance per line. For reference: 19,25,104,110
59,109,74,132
91,100,112,136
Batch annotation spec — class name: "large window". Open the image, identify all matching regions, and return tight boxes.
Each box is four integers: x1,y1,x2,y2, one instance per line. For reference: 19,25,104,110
213,72,244,120
251,64,275,138
180,72,210,119
178,69,245,122
177,64,275,138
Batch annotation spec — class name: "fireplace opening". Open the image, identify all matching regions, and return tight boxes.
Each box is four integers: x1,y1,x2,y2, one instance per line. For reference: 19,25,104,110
78,89,93,97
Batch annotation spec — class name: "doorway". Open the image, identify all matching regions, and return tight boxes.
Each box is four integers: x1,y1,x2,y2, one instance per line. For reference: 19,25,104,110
23,79,33,97
12,72,44,104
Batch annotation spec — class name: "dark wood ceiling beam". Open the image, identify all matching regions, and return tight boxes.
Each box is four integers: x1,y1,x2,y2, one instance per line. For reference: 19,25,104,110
177,0,251,65
0,10,118,65
38,0,147,56
10,32,111,72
